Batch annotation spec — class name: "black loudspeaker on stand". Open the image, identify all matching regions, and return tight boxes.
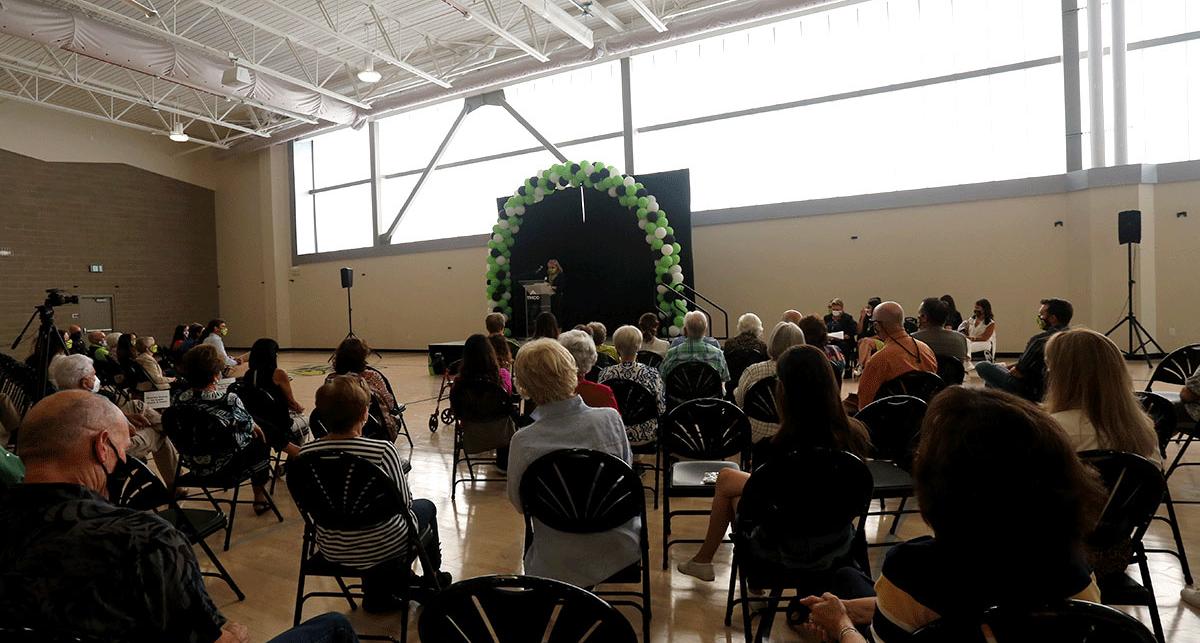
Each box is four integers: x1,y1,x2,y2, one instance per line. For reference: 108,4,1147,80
340,267,356,339
1104,210,1164,367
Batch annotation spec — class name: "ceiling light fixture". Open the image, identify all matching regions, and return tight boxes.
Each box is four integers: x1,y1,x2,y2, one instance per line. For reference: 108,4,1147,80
168,122,189,143
357,62,382,84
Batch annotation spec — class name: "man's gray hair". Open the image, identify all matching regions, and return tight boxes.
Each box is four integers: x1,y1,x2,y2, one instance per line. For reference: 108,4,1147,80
684,310,708,338
49,354,95,390
558,329,598,375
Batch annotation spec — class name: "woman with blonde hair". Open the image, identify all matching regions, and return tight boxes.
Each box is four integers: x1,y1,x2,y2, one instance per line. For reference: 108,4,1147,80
1045,328,1159,464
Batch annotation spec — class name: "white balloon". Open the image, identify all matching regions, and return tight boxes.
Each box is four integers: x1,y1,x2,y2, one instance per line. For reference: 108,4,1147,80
623,176,636,187
661,245,674,256
496,256,507,265
511,225,520,234
607,187,619,198
504,207,515,216
671,272,684,284
549,172,560,183
515,205,526,215
492,234,504,243
498,219,510,229
637,219,647,230
533,187,545,198
654,227,667,239
645,234,655,244
502,292,511,301
533,193,544,203
668,325,681,337
669,264,682,274
657,284,668,294
582,163,595,175
648,202,660,212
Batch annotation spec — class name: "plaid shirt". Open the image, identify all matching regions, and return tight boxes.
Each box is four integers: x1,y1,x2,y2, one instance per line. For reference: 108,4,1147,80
661,337,730,381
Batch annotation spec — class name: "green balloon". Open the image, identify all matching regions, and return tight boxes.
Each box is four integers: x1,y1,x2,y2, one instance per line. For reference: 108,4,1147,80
674,315,685,327
656,266,667,276
652,239,664,250
624,185,637,196
666,226,675,235
524,195,535,205
673,243,681,254
672,255,681,266
637,197,649,208
636,208,648,219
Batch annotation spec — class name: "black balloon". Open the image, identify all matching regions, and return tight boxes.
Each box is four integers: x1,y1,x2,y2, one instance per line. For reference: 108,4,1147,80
659,274,672,284
496,285,506,295
493,307,504,313
646,211,659,222
636,188,647,197
497,270,507,280
490,248,501,257
570,163,581,174
663,235,675,244
599,168,610,179
499,211,508,220
517,185,527,196
589,172,603,184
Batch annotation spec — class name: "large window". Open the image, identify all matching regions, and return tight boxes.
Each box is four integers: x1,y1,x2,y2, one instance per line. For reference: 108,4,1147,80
292,0,1200,257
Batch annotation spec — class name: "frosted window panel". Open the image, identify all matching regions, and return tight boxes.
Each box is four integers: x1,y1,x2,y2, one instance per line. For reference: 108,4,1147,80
292,141,316,255
441,105,545,164
637,66,1063,211
384,137,625,244
377,100,464,176
504,61,623,143
309,126,370,188
1127,41,1199,164
1126,0,1199,43
314,184,373,253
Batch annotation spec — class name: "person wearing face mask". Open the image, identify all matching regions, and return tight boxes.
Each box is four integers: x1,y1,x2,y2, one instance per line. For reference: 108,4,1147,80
974,298,1071,402
200,318,247,372
823,298,858,362
847,301,937,414
49,354,177,486
0,390,358,643
134,336,176,391
67,325,87,355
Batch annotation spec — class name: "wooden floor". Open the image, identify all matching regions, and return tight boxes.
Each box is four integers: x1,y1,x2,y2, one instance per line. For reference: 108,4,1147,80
197,351,1200,642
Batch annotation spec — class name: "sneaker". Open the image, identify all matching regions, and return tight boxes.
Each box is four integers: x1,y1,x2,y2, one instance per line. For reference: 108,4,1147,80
676,559,715,582
1182,586,1200,609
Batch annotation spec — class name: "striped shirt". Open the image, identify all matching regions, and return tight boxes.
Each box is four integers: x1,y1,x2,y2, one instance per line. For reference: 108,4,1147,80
299,437,413,569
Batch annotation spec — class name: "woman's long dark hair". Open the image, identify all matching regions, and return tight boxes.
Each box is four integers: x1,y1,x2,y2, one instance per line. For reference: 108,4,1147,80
638,312,659,343
187,323,204,342
975,298,995,324
247,338,280,388
116,333,136,365
459,334,501,385
773,345,870,457
533,312,560,340
332,337,371,374
200,318,225,341
171,325,187,346
940,294,959,318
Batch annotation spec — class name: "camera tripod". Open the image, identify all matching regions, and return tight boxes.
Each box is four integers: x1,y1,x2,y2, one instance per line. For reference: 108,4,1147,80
10,303,67,400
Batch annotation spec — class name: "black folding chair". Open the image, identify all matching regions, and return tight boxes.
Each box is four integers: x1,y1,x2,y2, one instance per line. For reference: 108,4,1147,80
587,353,619,382
1144,344,1200,471
606,378,664,508
664,361,724,409
228,379,290,494
661,398,751,568
854,395,927,553
519,449,651,641
162,403,284,551
725,348,767,397
911,600,1157,643
287,452,441,643
366,366,412,449
450,378,515,499
1079,450,1167,643
725,449,873,643
935,354,965,386
0,352,37,422
1135,391,1192,586
636,350,663,369
418,575,638,643
875,370,946,403
107,456,245,600
0,627,107,643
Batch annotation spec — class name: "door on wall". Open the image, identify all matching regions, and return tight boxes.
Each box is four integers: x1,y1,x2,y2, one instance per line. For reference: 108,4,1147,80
78,295,114,331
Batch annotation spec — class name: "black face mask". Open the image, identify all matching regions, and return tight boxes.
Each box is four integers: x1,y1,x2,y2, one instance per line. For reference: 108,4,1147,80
100,437,135,499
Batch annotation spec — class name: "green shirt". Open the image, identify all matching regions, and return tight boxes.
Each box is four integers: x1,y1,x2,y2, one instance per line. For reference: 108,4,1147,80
0,445,24,487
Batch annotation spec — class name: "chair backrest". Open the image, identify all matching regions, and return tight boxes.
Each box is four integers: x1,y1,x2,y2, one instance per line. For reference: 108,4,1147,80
742,375,780,424
605,378,659,427
935,354,966,386
876,370,946,403
107,457,172,512
364,366,402,413
1134,391,1177,455
662,398,750,460
228,379,289,435
595,353,617,370
0,627,107,643
161,400,243,458
1078,450,1164,551
636,350,663,369
418,574,638,643
911,600,1157,643
725,348,767,389
1145,343,1200,389
737,449,872,542
450,377,513,423
855,395,927,469
0,352,38,418
287,451,406,531
664,361,724,407
519,449,644,534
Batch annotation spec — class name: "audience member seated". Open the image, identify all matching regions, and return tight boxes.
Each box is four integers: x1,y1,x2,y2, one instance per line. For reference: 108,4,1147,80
939,294,963,331
800,388,1106,642
0,443,21,486
824,298,858,359
782,309,804,326
116,332,137,371
176,345,273,514
506,339,639,587
975,298,1072,402
1045,329,1160,465
66,324,86,355
588,321,619,362
532,311,561,340
85,330,110,360
50,354,178,485
200,318,246,371
559,330,619,410
485,312,506,336
330,337,400,441
487,334,515,377
959,298,997,359
244,338,312,457
661,311,730,386
724,313,767,356
0,391,356,643
598,325,666,445
301,375,449,611
104,331,123,359
734,322,806,443
134,336,176,391
849,302,937,413
911,298,968,362
638,312,670,357
182,322,204,353
799,315,847,381
854,296,884,371
458,334,512,395
678,345,870,581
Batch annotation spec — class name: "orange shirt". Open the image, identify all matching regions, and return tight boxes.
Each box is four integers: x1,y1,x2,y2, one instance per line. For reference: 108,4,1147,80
856,335,938,409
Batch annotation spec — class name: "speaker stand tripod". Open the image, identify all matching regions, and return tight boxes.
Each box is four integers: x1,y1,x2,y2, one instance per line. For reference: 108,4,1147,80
1104,242,1164,368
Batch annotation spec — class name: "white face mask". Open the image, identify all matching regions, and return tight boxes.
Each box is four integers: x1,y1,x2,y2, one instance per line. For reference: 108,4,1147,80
89,376,101,393
831,310,842,317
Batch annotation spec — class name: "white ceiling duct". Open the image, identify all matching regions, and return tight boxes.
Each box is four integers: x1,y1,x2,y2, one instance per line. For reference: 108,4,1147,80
0,0,365,125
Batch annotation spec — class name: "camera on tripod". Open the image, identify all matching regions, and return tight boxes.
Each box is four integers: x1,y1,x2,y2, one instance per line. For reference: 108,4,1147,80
43,288,79,308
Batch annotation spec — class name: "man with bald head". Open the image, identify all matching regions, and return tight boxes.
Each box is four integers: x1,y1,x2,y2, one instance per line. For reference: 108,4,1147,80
782,309,804,326
0,391,243,641
851,301,937,412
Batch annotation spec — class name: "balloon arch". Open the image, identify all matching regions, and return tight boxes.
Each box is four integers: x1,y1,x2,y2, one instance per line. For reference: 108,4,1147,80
484,161,689,337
